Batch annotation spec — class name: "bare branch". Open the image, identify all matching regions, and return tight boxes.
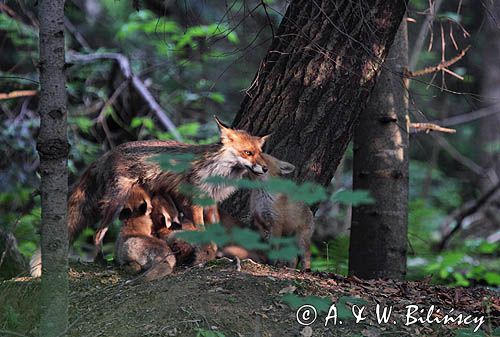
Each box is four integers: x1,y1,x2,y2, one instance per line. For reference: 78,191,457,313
409,0,444,70
67,51,182,141
0,90,37,100
438,181,500,251
404,45,470,78
410,122,456,134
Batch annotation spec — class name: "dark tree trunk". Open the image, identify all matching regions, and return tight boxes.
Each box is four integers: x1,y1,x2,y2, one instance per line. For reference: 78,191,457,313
479,1,500,189
348,19,409,280
37,0,69,334
224,0,408,217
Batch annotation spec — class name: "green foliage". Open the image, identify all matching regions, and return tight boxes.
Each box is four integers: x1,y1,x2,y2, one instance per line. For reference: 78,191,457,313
3,305,20,330
153,153,197,173
281,294,367,320
332,189,375,206
311,236,350,275
117,10,238,56
454,328,485,337
206,176,328,205
415,240,500,287
280,294,332,313
176,223,300,262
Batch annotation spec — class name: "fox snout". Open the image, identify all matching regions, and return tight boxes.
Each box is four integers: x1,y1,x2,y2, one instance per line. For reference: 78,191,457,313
247,163,268,175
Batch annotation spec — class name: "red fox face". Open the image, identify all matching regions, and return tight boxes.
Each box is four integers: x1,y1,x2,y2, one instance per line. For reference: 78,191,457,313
215,116,270,175
260,153,295,178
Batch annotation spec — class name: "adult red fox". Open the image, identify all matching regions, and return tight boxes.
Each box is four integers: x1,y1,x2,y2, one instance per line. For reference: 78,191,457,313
115,185,176,282
249,153,314,270
30,117,269,276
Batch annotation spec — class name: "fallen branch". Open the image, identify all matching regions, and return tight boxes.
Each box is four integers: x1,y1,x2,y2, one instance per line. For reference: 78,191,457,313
410,122,456,134
437,181,500,251
404,45,470,78
66,51,182,141
0,90,37,100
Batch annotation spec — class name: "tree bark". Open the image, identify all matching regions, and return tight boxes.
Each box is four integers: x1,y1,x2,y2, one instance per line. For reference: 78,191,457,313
0,228,28,279
224,0,407,217
37,0,69,334
348,19,409,280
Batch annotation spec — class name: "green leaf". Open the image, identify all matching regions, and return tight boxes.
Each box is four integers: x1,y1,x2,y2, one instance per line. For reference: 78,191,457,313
336,296,369,320
175,223,230,246
332,189,375,206
454,328,485,337
484,272,500,286
70,116,94,134
208,92,225,104
230,227,268,250
268,245,301,261
281,294,332,314
152,153,197,173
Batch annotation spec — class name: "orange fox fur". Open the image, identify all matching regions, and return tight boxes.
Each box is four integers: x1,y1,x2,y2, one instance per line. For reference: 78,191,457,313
115,185,176,282
30,118,270,276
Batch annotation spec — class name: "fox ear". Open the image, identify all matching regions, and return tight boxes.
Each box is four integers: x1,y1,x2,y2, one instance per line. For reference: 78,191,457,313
259,134,271,147
278,160,295,175
215,116,237,144
214,116,230,130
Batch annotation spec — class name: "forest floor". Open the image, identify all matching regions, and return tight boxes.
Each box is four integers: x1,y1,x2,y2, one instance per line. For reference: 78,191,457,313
0,259,498,337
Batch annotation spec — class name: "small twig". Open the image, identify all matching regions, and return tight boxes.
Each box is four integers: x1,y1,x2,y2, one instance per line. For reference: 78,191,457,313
0,90,37,100
438,182,500,251
409,0,444,70
64,17,91,50
410,122,456,134
67,51,183,141
404,45,470,78
260,0,275,38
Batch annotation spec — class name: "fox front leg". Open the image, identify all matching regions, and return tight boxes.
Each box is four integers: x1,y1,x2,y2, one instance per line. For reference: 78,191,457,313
203,205,220,224
191,205,205,229
93,227,109,264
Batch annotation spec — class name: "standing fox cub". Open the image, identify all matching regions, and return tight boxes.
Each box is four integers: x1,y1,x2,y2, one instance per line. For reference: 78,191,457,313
115,185,176,282
31,117,269,276
250,153,314,270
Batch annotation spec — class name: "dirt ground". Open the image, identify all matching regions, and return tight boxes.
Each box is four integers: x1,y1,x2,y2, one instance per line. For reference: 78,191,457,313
0,259,498,337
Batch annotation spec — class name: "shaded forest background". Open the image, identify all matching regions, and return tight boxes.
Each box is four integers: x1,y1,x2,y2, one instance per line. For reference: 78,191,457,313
0,0,499,289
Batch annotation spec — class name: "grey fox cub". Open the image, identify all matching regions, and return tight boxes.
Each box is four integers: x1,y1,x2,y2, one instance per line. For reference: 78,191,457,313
250,153,314,270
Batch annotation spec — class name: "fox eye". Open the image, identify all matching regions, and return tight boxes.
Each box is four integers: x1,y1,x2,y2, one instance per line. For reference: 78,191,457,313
243,150,253,156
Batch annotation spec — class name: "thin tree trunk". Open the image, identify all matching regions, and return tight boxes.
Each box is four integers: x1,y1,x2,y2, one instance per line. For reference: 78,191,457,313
225,0,408,216
348,19,409,280
37,0,69,334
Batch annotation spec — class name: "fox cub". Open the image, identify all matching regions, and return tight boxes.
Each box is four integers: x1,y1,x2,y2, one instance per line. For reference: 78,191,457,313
250,153,314,270
115,185,176,282
150,193,217,266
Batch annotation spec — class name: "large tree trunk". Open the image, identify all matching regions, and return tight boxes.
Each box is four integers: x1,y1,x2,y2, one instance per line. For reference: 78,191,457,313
348,19,409,280
37,0,69,334
225,0,408,216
